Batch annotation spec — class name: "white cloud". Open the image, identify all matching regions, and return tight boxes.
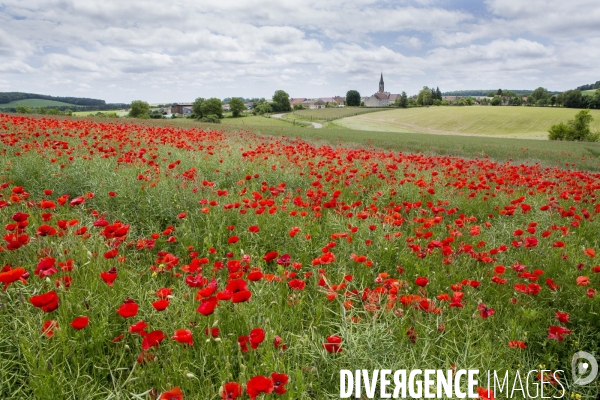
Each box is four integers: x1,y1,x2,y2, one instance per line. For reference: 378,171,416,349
0,0,598,101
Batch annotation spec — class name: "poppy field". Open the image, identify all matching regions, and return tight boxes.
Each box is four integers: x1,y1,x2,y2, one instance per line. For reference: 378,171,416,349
1,113,600,399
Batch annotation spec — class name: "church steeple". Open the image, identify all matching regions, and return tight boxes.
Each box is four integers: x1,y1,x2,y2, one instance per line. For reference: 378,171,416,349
379,72,384,93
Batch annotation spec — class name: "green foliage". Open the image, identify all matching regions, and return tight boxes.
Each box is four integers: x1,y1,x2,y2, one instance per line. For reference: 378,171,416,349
16,104,32,114
252,99,273,115
229,98,245,117
201,114,221,123
293,104,304,110
148,110,164,119
530,87,549,102
192,97,205,118
563,90,583,108
548,109,599,141
395,91,408,108
128,100,150,118
417,86,433,106
345,90,361,107
491,96,501,106
271,90,291,112
0,91,105,106
200,98,224,118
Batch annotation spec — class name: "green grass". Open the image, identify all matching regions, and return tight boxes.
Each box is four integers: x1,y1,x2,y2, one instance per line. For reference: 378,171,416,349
582,90,597,97
0,99,77,108
292,107,391,121
336,106,600,139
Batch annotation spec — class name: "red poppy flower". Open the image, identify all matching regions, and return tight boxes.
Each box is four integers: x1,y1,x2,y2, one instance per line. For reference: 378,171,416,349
227,236,239,244
415,277,428,287
116,300,138,318
246,376,274,400
156,287,172,299
0,266,27,291
247,269,263,282
576,276,590,286
171,329,193,346
42,320,58,338
99,268,118,286
142,330,166,350
70,316,89,330
226,279,252,303
221,382,242,399
152,299,170,311
547,326,571,341
476,387,495,399
263,251,279,262
205,327,220,338
35,257,57,278
159,386,183,400
584,248,595,258
323,335,343,353
238,335,249,352
288,279,306,290
248,225,260,233
30,290,59,312
508,341,527,349
249,327,265,349
104,249,118,259
273,335,287,350
477,303,495,319
129,320,149,335
555,311,569,323
271,372,289,395
197,296,218,316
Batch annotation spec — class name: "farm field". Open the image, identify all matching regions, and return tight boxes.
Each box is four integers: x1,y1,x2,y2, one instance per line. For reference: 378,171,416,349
73,110,129,117
336,106,600,139
0,99,77,109
152,118,600,172
1,114,600,399
292,107,390,121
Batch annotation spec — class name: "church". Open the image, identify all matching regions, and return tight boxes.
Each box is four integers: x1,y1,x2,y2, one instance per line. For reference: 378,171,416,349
363,73,400,107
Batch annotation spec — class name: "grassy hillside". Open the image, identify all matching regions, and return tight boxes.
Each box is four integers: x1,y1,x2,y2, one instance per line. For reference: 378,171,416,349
293,107,390,121
0,99,77,108
582,89,597,96
336,106,600,139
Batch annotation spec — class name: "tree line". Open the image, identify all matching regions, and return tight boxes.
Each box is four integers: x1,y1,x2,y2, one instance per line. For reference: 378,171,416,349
0,92,107,106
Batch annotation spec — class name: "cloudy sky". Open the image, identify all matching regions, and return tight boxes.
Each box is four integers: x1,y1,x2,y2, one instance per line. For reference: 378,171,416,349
1,0,599,103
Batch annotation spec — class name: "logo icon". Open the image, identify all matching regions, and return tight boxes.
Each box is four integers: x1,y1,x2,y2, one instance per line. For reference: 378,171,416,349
571,351,598,386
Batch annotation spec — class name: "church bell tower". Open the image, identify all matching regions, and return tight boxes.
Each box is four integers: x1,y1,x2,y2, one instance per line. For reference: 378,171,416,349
379,72,384,93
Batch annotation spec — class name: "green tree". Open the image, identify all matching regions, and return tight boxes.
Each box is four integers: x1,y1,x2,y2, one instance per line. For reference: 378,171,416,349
16,104,32,114
395,91,408,108
229,98,245,117
491,96,501,106
550,96,557,107
200,98,224,118
129,100,150,118
548,109,598,141
253,99,273,115
563,90,583,108
346,90,361,107
530,87,549,102
417,86,433,106
192,97,205,118
271,90,291,112
496,89,503,96
435,87,442,101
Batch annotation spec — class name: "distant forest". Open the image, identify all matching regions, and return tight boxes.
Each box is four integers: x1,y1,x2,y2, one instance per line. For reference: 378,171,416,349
441,89,559,96
0,92,107,106
0,92,128,112
577,81,600,91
